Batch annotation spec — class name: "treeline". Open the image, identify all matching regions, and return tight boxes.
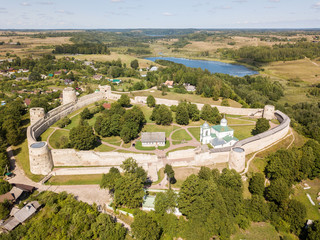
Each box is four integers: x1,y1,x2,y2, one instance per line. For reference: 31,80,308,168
53,43,110,54
0,100,26,174
217,74,284,108
1,191,127,239
220,42,320,62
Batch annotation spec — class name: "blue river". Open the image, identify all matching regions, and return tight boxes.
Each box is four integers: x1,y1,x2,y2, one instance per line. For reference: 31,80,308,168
145,57,258,77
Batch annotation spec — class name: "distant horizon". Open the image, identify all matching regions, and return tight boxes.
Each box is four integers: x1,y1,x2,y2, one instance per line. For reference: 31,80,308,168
1,1,320,29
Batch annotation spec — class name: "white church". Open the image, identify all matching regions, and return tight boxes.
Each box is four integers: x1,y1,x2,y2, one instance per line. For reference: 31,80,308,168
200,117,238,148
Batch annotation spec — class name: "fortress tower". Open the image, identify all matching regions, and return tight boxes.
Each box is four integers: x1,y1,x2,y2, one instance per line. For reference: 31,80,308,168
63,87,77,105
229,147,245,172
99,85,112,99
30,108,45,126
29,141,53,175
263,105,275,120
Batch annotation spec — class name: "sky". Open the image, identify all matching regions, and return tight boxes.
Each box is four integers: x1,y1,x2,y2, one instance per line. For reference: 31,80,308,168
0,0,320,29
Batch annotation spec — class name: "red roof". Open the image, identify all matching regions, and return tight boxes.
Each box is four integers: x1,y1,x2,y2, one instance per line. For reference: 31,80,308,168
103,103,111,109
24,98,31,106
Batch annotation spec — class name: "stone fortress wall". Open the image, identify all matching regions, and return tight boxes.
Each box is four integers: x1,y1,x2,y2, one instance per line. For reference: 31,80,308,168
27,85,290,181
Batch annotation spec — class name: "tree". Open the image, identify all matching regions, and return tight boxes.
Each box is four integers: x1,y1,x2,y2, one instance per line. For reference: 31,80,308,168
0,200,11,219
200,104,221,124
176,103,189,125
198,166,212,181
164,164,175,185
150,104,173,125
0,179,12,195
57,117,71,128
100,167,121,193
118,94,131,107
252,118,270,135
246,195,270,222
265,178,290,204
132,211,160,240
130,59,139,70
187,103,200,121
305,220,320,240
121,157,147,183
284,200,306,234
28,71,41,81
249,173,265,196
114,174,145,208
154,189,177,214
146,95,156,108
29,98,50,112
80,108,91,120
69,124,97,150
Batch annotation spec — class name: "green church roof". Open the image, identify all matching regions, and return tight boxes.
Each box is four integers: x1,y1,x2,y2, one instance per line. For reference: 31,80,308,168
212,125,233,133
223,135,238,143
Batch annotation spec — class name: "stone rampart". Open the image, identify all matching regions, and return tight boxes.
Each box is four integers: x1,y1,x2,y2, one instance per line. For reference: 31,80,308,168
27,86,291,179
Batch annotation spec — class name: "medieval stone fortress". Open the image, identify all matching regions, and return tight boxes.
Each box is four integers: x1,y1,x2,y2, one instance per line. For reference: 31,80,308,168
27,86,290,180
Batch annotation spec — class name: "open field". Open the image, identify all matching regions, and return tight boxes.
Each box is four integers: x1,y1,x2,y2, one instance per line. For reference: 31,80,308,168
94,144,115,152
133,89,242,107
142,124,180,138
171,129,192,141
232,125,255,140
47,174,103,185
231,222,280,240
49,129,69,149
59,52,157,69
102,136,122,146
188,127,200,141
263,58,320,84
171,166,200,188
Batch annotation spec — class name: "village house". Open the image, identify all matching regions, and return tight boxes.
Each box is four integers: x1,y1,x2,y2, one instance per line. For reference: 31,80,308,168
92,74,103,80
149,66,158,72
164,80,174,88
185,84,196,92
141,132,166,147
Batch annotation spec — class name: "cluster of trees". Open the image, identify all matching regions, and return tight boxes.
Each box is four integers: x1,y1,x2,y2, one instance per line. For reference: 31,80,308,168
53,43,110,54
200,104,222,124
69,123,97,150
218,74,284,108
95,97,146,143
252,118,270,135
220,42,320,62
150,104,173,125
100,158,147,208
0,179,12,219
0,100,25,174
1,191,127,239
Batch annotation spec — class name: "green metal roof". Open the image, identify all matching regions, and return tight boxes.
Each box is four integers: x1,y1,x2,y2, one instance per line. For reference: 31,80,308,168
223,135,238,143
212,125,233,133
143,195,155,209
210,133,217,138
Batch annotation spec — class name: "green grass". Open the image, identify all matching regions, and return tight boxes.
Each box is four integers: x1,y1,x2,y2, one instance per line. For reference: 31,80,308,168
102,136,122,146
293,179,320,221
139,105,154,123
171,129,192,141
188,127,200,141
152,168,165,185
226,117,255,125
248,157,267,174
232,125,255,140
166,146,196,156
94,144,115,152
158,141,170,150
64,114,81,130
47,174,103,185
135,141,156,151
142,124,180,138
115,149,155,155
12,140,44,182
49,129,69,149
38,127,55,142
231,222,280,240
122,142,131,148
172,140,182,145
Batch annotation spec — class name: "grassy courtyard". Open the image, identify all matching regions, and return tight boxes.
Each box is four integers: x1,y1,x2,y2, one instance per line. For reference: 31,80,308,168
49,129,69,149
171,129,192,141
188,127,200,141
142,124,180,138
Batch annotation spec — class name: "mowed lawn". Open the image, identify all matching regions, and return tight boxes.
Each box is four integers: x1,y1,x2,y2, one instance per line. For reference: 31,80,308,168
171,129,192,141
142,124,180,138
38,127,55,142
47,174,103,185
188,127,200,141
49,129,69,149
232,125,255,140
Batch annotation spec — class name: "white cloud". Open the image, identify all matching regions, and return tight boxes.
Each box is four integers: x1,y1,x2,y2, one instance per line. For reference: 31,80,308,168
162,12,173,16
36,1,54,5
20,2,31,6
55,10,74,15
312,2,320,9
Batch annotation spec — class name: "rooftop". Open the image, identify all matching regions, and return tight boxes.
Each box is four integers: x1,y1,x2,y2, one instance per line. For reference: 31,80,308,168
141,132,165,143
212,125,233,133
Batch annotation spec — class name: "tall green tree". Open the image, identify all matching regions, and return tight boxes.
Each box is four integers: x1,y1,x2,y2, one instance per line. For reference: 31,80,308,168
130,59,139,70
200,104,221,124
252,118,270,135
69,124,97,150
118,94,131,107
146,95,156,108
249,173,265,196
132,211,161,240
100,167,121,193
176,103,189,125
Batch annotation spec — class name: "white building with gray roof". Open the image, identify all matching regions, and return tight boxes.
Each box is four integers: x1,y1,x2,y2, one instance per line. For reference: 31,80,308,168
141,132,165,147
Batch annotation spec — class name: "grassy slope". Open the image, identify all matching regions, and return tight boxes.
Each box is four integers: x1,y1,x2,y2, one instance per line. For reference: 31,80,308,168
188,127,200,141
47,174,103,185
49,130,69,149
171,129,192,141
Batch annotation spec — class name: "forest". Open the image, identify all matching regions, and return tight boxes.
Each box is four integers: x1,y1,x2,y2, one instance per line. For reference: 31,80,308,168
53,43,110,54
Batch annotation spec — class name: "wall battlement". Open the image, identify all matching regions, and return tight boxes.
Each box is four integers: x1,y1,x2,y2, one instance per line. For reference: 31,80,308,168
27,86,290,180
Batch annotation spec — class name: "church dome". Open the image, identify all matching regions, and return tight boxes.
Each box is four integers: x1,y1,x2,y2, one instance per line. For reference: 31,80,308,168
220,118,227,126
202,122,210,128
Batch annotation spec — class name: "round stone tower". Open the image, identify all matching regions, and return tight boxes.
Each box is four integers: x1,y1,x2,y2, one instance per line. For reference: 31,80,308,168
99,85,112,99
30,108,45,126
263,105,275,120
29,141,53,175
62,87,77,105
229,147,245,172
